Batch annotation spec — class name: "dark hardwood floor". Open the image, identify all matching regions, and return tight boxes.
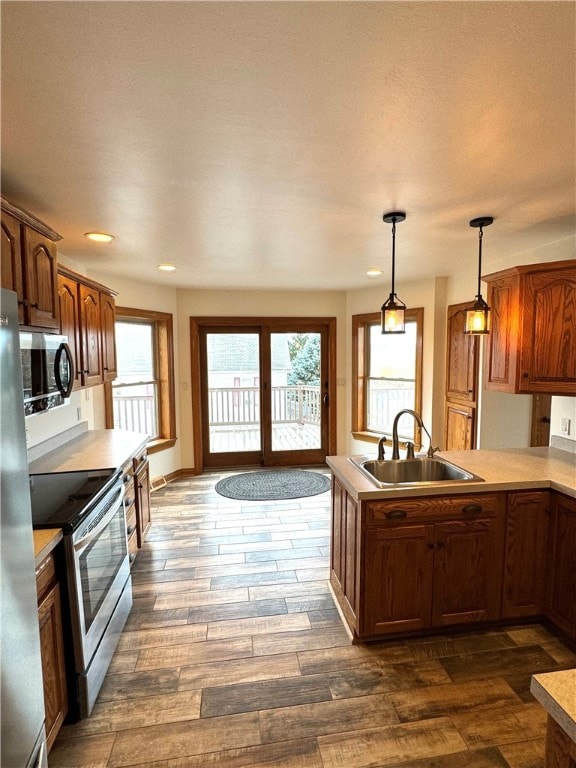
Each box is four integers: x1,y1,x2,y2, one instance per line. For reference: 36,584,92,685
49,470,576,768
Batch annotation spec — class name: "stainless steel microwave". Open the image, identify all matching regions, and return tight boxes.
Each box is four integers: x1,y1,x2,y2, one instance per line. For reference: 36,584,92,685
20,332,74,416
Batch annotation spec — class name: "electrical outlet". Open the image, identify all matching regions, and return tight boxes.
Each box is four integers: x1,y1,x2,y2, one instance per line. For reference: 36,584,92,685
77,407,82,421
25,429,30,447
560,418,571,435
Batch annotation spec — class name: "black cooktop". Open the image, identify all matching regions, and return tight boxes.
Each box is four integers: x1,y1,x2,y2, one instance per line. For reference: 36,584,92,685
29,469,119,531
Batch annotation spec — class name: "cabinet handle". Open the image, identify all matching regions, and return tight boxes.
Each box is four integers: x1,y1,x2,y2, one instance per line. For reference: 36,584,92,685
125,497,133,508
427,542,435,549
522,372,529,378
385,509,407,520
436,541,445,549
462,503,482,514
18,299,27,306
126,524,135,535
138,482,143,490
30,302,39,309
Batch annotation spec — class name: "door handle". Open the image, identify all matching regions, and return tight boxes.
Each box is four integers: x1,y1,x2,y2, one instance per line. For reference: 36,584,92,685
323,393,329,406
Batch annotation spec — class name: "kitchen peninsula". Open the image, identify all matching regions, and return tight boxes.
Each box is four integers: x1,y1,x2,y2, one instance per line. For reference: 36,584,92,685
327,446,576,643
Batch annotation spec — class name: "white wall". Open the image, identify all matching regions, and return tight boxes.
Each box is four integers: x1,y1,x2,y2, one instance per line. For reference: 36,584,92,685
550,396,576,450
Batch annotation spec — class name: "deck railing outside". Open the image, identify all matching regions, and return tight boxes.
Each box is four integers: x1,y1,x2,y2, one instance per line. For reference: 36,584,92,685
113,383,414,437
208,385,321,426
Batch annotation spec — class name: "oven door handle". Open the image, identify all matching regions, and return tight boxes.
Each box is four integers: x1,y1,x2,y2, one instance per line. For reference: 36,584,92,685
73,486,124,552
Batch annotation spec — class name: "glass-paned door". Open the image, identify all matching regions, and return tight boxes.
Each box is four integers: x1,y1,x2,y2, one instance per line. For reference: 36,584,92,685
197,320,333,469
269,332,322,453
205,331,262,459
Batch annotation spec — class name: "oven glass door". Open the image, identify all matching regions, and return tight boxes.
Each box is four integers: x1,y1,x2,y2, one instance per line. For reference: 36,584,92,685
70,483,131,670
78,505,127,633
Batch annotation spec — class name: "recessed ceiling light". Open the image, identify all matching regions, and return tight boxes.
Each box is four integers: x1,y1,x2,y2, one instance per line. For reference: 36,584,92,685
85,232,114,243
157,263,177,272
366,267,383,277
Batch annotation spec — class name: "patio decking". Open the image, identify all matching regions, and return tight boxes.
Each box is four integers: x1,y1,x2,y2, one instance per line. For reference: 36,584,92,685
209,423,321,453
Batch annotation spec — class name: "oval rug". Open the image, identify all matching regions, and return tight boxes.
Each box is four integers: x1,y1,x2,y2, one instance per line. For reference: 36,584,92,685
215,469,331,501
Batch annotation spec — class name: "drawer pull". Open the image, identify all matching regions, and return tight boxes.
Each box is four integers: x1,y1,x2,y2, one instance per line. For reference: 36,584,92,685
386,509,407,520
126,524,135,536
462,503,482,514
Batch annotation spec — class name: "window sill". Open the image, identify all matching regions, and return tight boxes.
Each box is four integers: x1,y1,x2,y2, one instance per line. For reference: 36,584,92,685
147,438,177,454
351,431,421,451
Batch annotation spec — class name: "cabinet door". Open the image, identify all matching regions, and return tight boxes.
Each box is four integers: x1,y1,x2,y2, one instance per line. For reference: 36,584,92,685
446,303,478,403
22,227,59,330
135,459,152,546
364,524,434,636
100,293,117,382
444,402,475,451
546,494,576,640
331,476,346,588
520,269,576,394
485,274,520,392
432,516,504,626
58,274,82,389
502,491,550,618
79,284,103,386
38,582,68,752
1,211,25,321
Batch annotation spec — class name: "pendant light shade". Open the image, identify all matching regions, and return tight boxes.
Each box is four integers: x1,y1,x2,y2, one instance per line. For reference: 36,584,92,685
464,216,494,335
381,211,407,334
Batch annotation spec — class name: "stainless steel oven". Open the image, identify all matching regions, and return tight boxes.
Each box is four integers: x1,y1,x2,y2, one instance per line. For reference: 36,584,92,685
30,469,132,718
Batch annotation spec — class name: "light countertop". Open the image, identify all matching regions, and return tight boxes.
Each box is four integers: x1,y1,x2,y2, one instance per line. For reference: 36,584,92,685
29,429,148,475
327,447,576,501
531,669,576,744
33,528,63,566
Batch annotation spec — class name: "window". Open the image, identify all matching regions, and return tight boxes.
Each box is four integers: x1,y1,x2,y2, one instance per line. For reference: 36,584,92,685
352,308,423,445
105,307,176,453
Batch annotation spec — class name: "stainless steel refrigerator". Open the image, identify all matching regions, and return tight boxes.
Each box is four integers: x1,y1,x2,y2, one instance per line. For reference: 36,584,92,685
1,288,48,768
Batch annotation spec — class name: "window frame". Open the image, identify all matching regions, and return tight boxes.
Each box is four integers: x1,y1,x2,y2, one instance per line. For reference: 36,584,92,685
105,307,176,453
352,308,424,449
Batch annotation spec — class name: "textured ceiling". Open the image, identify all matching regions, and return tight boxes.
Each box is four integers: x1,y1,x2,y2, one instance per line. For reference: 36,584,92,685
1,2,574,291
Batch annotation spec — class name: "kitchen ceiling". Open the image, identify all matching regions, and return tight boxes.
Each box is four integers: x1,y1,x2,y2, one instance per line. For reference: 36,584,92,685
1,2,574,291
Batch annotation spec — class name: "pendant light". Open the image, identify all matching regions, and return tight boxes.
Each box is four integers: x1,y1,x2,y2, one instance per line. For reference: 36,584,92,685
464,216,494,335
381,211,407,334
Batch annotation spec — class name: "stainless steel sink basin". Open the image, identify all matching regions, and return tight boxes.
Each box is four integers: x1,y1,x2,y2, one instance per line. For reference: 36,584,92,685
349,456,484,487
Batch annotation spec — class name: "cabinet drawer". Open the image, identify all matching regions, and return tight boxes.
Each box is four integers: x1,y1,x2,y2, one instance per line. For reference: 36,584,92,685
133,448,148,472
366,493,503,525
35,551,56,603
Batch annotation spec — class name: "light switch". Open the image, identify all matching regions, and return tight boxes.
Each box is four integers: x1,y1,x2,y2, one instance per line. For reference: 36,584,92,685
560,418,571,435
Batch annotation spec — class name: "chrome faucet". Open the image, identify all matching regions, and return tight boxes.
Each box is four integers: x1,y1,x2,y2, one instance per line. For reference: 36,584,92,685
377,435,387,460
391,409,439,460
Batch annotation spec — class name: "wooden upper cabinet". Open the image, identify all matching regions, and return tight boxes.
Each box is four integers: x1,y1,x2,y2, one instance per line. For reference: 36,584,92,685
79,284,103,387
57,274,82,389
484,260,576,394
1,211,25,322
22,227,59,330
1,197,62,330
100,292,117,382
446,303,478,403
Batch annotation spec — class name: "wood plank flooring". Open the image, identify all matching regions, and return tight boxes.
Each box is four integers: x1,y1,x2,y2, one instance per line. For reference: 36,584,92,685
50,470,576,768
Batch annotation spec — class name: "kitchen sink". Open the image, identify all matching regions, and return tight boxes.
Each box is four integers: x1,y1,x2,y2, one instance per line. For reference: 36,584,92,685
349,456,484,487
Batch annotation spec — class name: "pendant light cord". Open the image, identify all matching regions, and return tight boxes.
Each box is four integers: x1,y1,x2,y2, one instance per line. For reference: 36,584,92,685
476,224,483,298
390,218,397,296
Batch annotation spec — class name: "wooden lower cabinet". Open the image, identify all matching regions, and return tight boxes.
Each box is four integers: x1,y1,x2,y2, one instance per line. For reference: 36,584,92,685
134,452,151,547
502,491,550,619
545,716,576,768
35,551,67,752
364,523,434,635
122,448,152,563
444,402,475,451
363,511,504,637
546,493,576,642
331,487,506,641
